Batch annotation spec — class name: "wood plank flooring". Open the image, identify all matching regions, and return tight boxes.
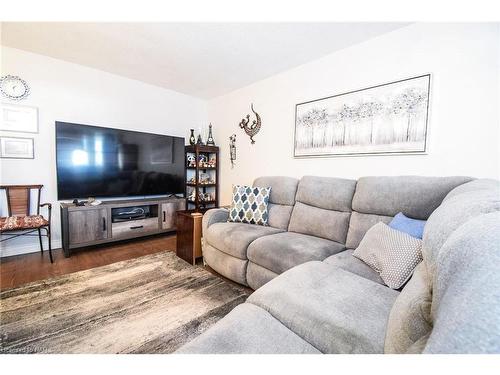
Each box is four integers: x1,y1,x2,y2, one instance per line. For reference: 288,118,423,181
0,234,176,291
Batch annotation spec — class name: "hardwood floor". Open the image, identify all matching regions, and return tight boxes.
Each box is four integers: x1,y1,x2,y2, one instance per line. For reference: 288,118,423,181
0,234,177,291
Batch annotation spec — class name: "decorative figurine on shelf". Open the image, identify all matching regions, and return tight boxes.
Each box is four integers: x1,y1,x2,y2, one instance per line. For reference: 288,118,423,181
208,156,216,168
201,192,214,202
206,123,216,146
198,154,208,168
229,134,236,168
199,173,214,185
196,133,204,145
238,103,261,144
188,189,196,201
189,129,196,145
187,176,196,184
187,154,196,167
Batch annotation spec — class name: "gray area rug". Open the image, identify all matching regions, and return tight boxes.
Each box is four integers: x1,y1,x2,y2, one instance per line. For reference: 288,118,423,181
0,251,250,353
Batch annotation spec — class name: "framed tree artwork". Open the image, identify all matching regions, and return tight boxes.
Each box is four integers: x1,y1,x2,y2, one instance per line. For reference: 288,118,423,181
294,74,431,157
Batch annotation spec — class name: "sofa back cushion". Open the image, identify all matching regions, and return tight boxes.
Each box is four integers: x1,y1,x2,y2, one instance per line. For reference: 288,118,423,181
346,212,393,249
442,178,499,201
422,180,500,278
423,212,500,353
253,176,299,230
384,262,432,353
346,176,472,249
288,176,356,243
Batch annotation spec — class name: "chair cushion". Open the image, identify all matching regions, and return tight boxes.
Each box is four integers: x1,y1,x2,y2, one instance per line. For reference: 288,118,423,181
204,222,282,259
0,215,49,232
248,262,400,353
323,250,384,285
247,231,345,275
176,303,320,354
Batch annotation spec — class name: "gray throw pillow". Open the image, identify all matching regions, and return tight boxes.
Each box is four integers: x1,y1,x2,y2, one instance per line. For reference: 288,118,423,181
353,222,423,289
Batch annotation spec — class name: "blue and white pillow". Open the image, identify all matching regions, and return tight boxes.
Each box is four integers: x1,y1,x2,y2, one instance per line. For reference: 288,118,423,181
228,185,271,226
389,212,426,239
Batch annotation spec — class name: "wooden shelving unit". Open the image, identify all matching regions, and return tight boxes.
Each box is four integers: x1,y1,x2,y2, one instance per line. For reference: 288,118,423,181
185,144,219,212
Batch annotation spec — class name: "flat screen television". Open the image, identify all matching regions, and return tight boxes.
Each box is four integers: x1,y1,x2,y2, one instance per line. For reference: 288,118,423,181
55,122,185,200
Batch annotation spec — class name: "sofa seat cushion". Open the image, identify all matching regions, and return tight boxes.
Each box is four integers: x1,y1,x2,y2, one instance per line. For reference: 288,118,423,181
323,250,384,285
248,262,399,353
176,303,320,354
247,232,345,275
205,222,282,259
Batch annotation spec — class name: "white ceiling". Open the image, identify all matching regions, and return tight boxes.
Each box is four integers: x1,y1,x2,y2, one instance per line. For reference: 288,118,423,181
1,22,408,99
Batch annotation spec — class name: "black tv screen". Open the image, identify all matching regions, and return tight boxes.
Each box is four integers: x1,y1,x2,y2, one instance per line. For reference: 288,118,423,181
56,122,185,200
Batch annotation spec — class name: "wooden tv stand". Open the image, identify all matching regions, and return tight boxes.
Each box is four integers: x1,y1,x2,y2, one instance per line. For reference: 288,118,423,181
60,197,185,257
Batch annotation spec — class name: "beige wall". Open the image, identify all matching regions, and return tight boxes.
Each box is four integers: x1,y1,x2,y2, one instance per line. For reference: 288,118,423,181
208,23,500,205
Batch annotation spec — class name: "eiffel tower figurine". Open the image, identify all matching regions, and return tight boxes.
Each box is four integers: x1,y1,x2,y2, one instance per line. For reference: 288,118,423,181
206,123,215,146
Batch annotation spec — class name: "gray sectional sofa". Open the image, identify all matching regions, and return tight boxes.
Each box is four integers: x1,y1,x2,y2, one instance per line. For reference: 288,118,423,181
179,176,500,354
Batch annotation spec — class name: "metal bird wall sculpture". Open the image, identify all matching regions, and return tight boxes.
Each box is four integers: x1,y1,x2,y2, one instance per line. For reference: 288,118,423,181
238,103,261,144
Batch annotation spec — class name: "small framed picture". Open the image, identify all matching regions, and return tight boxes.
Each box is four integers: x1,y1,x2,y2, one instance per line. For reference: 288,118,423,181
1,103,39,133
0,136,34,159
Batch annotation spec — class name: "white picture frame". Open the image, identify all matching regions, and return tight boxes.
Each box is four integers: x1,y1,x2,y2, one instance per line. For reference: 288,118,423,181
294,74,431,157
1,103,39,133
0,136,34,159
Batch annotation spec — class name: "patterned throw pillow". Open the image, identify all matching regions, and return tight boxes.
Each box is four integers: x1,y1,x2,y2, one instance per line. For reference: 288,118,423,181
353,222,423,289
228,185,271,226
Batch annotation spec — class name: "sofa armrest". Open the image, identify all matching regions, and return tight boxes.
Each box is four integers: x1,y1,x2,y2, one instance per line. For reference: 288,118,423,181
203,208,229,235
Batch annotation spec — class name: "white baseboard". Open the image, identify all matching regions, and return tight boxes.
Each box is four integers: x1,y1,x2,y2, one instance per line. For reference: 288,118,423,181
0,240,62,258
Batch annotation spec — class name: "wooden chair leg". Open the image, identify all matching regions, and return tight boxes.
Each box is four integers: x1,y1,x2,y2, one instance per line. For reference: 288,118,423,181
46,226,53,264
37,228,44,254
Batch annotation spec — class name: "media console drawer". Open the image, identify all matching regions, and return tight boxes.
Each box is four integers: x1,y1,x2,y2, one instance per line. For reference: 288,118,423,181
112,217,159,240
